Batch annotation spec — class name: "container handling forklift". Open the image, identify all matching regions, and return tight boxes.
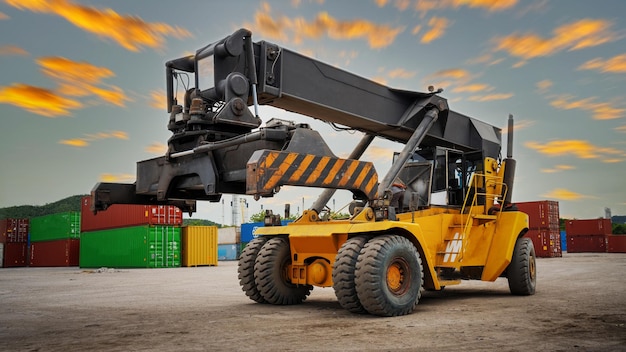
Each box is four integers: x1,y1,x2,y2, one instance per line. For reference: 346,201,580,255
91,29,535,316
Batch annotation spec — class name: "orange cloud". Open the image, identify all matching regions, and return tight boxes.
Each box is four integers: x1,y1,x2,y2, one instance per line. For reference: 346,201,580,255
421,17,450,43
536,79,553,92
245,3,404,49
387,68,417,79
578,54,626,74
428,68,471,80
0,12,8,20
493,19,618,62
540,164,575,173
542,188,587,201
467,93,514,102
0,45,28,56
616,125,626,133
550,95,624,120
5,0,191,52
525,140,626,162
363,145,396,161
415,0,517,18
37,57,130,107
452,83,493,93
375,0,388,6
145,142,168,155
59,130,129,147
100,173,136,183
0,83,82,117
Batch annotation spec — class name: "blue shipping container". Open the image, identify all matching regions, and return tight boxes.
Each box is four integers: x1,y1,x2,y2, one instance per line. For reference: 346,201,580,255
561,230,567,251
218,244,238,261
240,220,294,243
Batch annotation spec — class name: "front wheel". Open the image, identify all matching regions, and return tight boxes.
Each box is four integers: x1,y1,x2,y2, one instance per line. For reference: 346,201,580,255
238,236,269,303
332,235,370,314
355,235,423,317
254,237,312,305
507,237,537,295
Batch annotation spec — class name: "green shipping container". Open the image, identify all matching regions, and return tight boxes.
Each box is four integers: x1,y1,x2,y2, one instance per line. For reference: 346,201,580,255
30,212,81,242
80,225,181,268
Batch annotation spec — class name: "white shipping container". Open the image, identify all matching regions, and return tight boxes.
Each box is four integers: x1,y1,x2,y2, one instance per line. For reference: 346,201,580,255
218,227,240,244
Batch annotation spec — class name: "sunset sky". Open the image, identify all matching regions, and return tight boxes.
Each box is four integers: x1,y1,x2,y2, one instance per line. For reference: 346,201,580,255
1,0,625,225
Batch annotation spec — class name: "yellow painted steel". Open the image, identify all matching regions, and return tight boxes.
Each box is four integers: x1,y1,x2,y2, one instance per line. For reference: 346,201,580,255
254,158,528,291
181,226,218,267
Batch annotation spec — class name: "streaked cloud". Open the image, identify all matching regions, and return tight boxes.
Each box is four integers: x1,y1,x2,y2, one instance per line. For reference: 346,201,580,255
467,93,514,102
578,54,626,74
428,68,471,81
540,164,575,173
245,3,404,48
5,0,191,52
550,95,624,120
452,83,493,93
149,90,167,110
0,12,8,20
616,125,626,133
421,17,450,43
536,79,553,92
388,68,417,79
0,45,29,56
525,139,626,162
414,0,517,18
542,188,588,201
363,145,396,161
145,142,167,155
493,19,618,64
502,119,536,134
99,173,136,183
59,131,129,148
0,84,82,117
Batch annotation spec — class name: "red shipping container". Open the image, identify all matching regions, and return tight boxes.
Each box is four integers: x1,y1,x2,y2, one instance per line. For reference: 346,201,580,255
567,235,607,253
515,201,560,230
80,196,183,232
565,218,612,236
0,218,29,243
523,228,562,258
29,239,80,267
607,235,626,253
2,242,27,267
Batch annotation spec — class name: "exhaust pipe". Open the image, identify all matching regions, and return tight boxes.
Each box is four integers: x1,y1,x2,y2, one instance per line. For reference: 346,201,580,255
502,114,516,206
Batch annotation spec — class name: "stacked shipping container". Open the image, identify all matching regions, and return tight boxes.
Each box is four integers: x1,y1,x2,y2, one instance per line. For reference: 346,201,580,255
516,200,562,257
79,196,183,268
218,227,240,260
565,219,611,253
29,212,81,267
0,218,29,267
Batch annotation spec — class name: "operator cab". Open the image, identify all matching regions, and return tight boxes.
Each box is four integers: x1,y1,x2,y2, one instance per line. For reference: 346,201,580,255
394,147,485,212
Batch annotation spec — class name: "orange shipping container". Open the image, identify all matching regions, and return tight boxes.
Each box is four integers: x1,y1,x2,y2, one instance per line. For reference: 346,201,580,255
182,226,218,267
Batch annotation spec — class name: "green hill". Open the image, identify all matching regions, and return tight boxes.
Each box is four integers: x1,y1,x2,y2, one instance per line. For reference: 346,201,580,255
0,195,86,219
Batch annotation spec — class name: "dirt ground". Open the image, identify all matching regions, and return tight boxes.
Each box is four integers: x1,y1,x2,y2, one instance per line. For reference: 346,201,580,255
1,253,625,352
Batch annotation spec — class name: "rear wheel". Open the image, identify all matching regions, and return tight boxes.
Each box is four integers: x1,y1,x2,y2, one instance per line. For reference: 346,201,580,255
507,237,537,295
332,235,370,313
255,237,312,305
238,236,269,303
355,235,423,317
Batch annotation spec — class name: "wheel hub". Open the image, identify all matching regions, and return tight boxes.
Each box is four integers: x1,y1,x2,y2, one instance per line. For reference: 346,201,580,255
386,258,410,295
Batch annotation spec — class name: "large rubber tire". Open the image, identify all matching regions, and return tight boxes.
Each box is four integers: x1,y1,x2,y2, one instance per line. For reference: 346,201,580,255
255,237,312,305
355,235,423,317
507,237,537,295
332,235,370,314
238,236,269,303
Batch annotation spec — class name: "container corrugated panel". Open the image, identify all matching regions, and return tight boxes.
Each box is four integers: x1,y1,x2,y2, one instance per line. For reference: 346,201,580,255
30,239,79,267
218,227,240,244
561,230,567,251
567,235,607,253
182,226,218,266
515,201,560,230
217,244,238,260
2,242,27,267
607,235,626,253
0,243,4,267
80,196,183,232
80,225,180,268
0,218,29,243
523,228,562,258
565,218,612,236
30,212,80,242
